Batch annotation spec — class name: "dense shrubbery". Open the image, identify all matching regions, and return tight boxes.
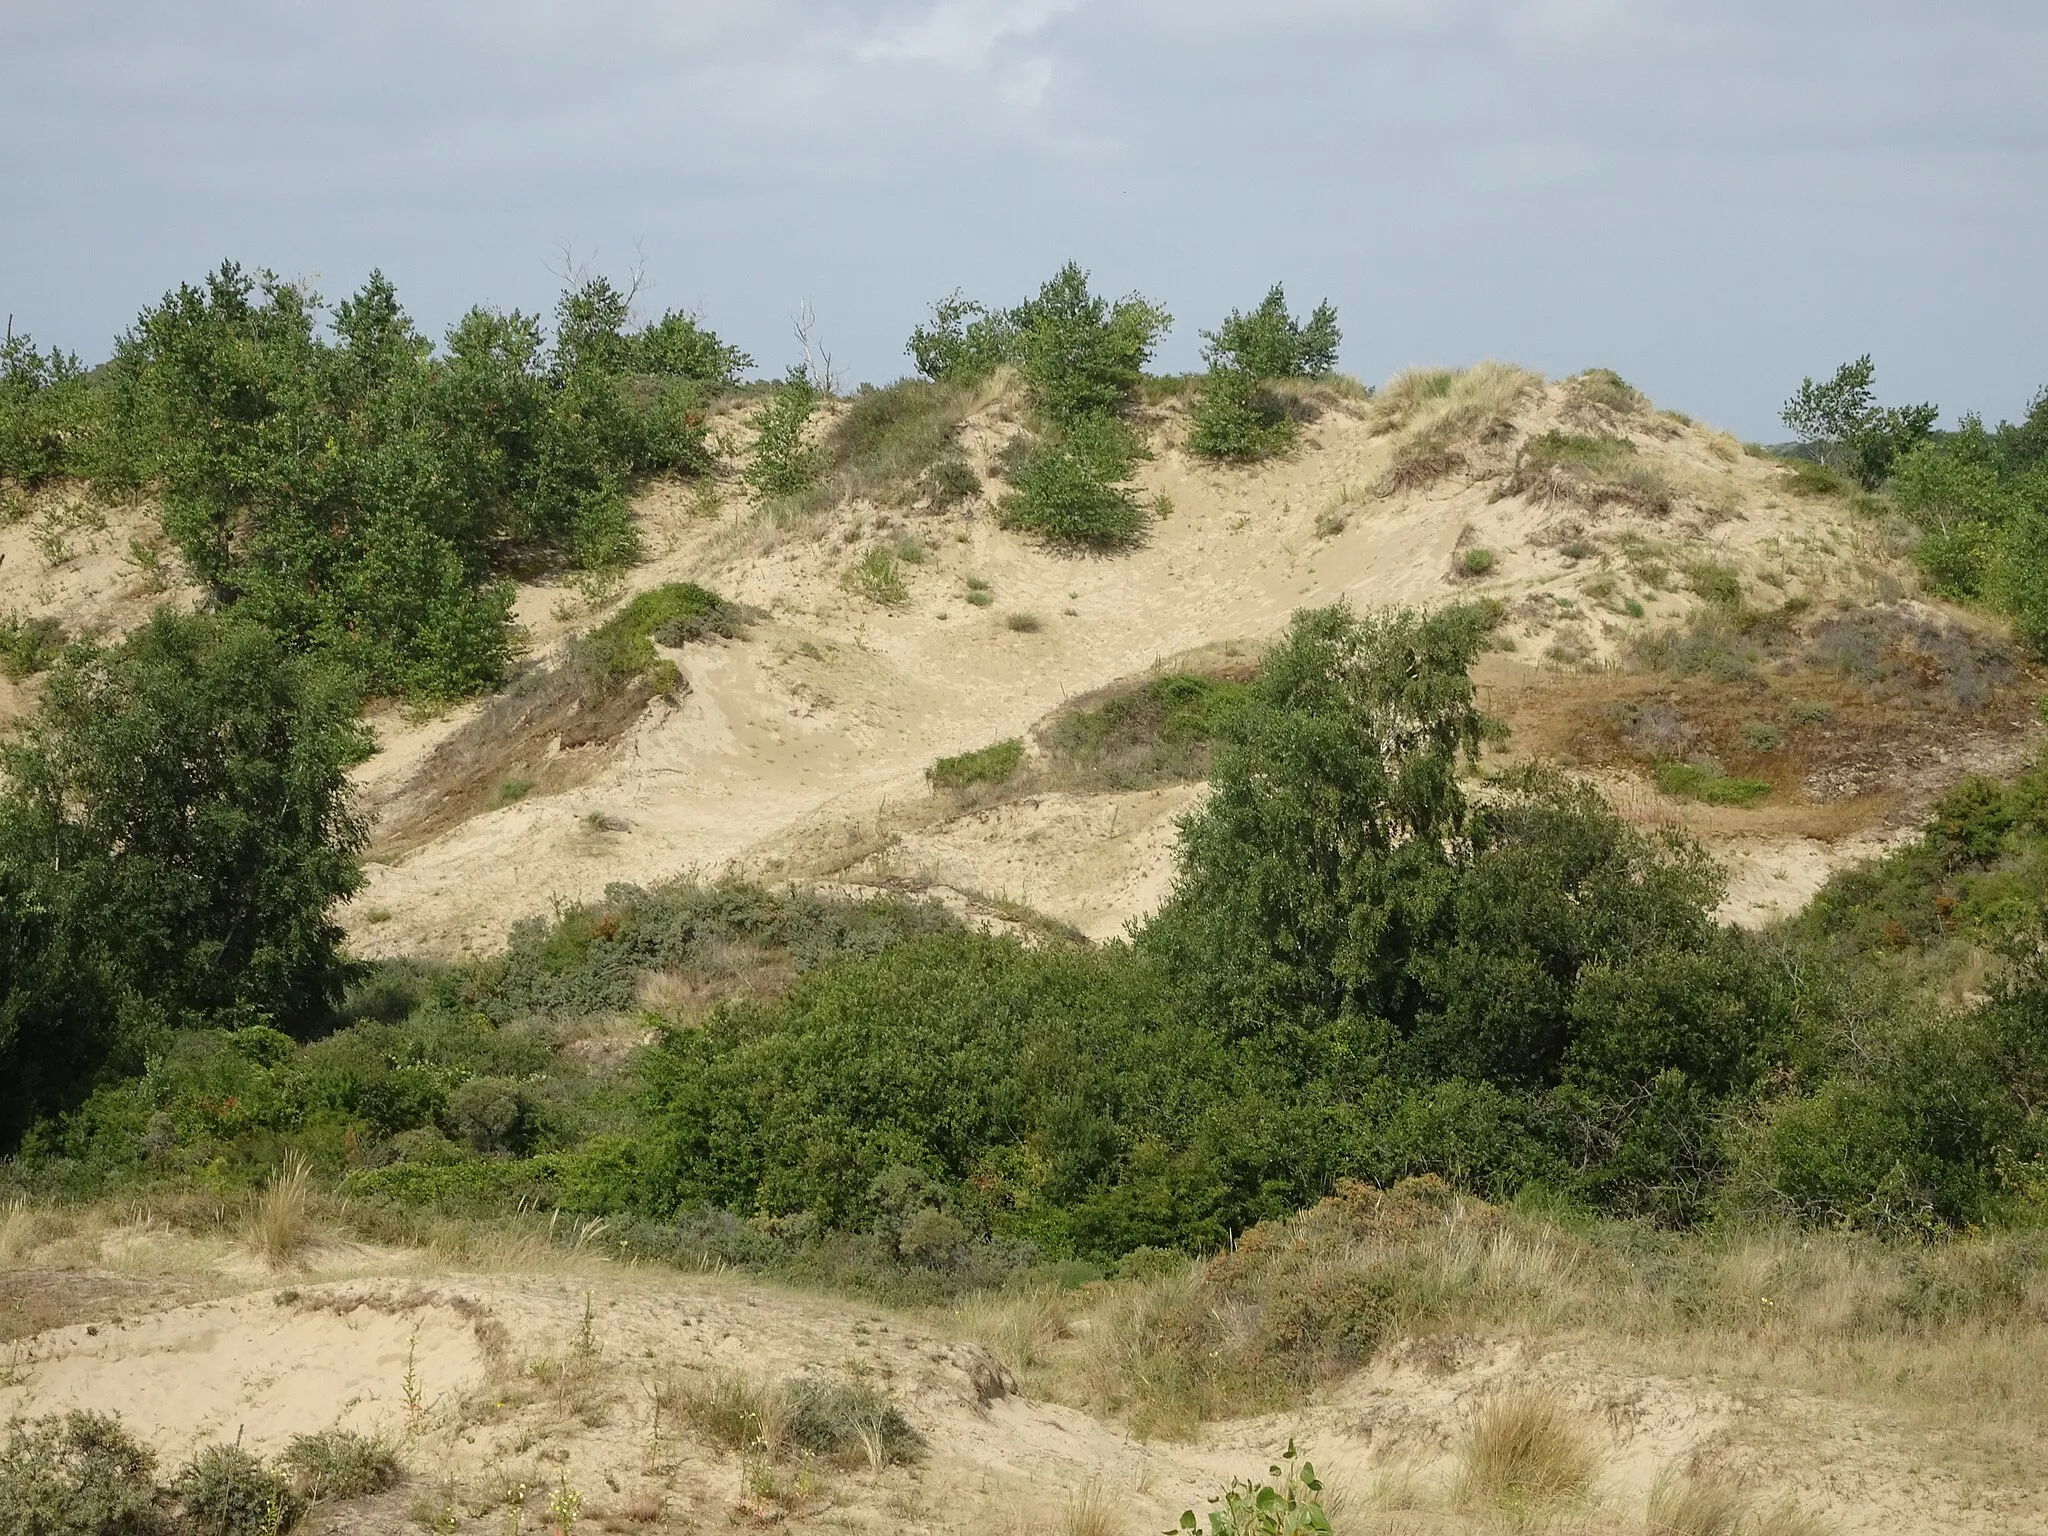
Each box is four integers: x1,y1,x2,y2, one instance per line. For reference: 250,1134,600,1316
1187,284,1340,461
1780,355,1939,489
908,263,1167,547
0,610,371,1144
1,266,742,700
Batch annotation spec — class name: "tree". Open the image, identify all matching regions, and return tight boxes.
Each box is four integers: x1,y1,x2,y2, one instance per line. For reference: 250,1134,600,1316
1009,262,1171,431
0,610,373,1050
1188,285,1342,462
1780,355,1937,487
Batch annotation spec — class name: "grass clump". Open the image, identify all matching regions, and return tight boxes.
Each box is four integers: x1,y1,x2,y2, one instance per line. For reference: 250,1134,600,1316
277,1430,400,1503
1459,547,1495,577
1654,759,1772,806
1005,611,1043,633
247,1156,313,1265
675,1372,923,1468
587,582,735,686
0,1411,166,1536
1569,367,1645,414
812,378,984,511
1455,1391,1596,1513
1510,429,1674,515
928,737,1025,791
1039,672,1247,790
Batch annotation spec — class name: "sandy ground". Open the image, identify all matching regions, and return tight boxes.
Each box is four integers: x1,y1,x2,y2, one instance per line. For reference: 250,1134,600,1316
2,1239,2034,1535
341,378,2002,959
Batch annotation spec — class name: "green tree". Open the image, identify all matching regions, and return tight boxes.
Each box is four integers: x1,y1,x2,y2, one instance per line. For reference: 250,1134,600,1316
1009,262,1170,430
1780,355,1937,487
1188,285,1341,462
0,330,106,486
0,611,372,1052
744,368,824,497
906,292,1014,384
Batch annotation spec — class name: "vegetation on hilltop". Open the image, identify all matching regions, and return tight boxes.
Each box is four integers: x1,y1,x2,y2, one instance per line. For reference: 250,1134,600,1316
1187,282,1342,461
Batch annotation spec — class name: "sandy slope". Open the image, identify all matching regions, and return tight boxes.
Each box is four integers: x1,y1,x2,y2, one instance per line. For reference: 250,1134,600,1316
1,1239,2033,1535
347,376,1995,959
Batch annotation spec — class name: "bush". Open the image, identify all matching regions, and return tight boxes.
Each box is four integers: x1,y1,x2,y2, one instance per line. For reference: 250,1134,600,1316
1187,284,1339,463
586,582,732,687
744,369,823,498
0,1411,167,1535
0,611,371,1144
104,264,721,700
277,1430,401,1502
927,738,1024,791
0,332,108,487
1460,547,1495,576
1779,354,1937,487
845,547,908,607
176,1443,304,1536
1000,417,1150,548
906,292,1015,384
0,612,63,679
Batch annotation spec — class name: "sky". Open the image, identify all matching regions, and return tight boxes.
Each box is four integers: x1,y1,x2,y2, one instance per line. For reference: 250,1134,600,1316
2,1,2044,439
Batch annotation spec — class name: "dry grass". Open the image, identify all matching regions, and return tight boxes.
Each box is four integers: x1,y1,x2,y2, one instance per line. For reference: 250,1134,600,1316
1060,1477,1127,1536
248,1156,314,1266
0,1199,35,1268
1374,361,1542,494
1455,1390,1597,1513
1644,1470,1832,1536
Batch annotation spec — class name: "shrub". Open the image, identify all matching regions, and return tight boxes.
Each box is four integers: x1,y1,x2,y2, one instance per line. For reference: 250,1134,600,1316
1653,760,1771,806
1000,416,1150,548
1009,262,1170,431
587,582,735,686
906,292,1015,384
0,331,108,487
0,1411,167,1536
744,369,824,498
1187,285,1341,463
0,611,371,1143
0,612,63,679
176,1443,304,1536
846,547,908,606
1005,612,1042,633
277,1430,401,1502
927,738,1024,790
1460,547,1495,577
1781,355,1939,487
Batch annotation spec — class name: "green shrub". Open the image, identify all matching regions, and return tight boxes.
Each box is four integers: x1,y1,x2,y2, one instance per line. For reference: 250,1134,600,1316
743,370,824,497
906,292,1015,384
846,547,908,606
176,1443,304,1536
277,1430,400,1503
1187,284,1339,463
1780,355,1938,487
1000,416,1149,548
1652,760,1771,806
0,612,63,679
0,1411,167,1535
586,582,733,685
1009,262,1170,431
927,738,1024,790
0,332,109,487
101,264,720,700
1461,547,1496,576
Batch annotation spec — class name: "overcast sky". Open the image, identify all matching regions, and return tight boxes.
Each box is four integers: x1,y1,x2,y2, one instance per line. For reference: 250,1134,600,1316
3,2,2044,438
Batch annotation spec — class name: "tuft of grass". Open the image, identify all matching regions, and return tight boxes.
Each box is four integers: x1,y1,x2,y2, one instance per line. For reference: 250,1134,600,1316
1782,457,1851,498
1038,672,1248,792
248,1156,313,1266
1061,1478,1126,1536
821,378,984,510
1644,1468,1748,1536
846,546,909,607
492,778,535,808
675,1372,922,1469
1510,430,1674,515
1570,367,1645,414
1005,612,1043,633
1654,759,1771,807
928,738,1025,791
1460,547,1495,577
1455,1390,1597,1512
279,1430,401,1503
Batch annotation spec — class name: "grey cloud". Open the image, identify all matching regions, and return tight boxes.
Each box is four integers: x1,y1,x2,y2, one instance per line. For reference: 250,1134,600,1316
2,2,2044,435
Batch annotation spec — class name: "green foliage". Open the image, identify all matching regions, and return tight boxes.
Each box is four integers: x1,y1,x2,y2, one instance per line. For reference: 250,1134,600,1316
1460,547,1495,576
1041,674,1247,790
1652,760,1772,807
906,292,1015,384
826,380,980,508
1188,285,1340,463
1000,416,1150,548
629,310,754,384
586,582,731,686
1178,1442,1332,1536
176,1442,304,1536
103,263,724,699
0,1410,167,1536
1008,263,1170,432
927,738,1024,791
0,331,109,487
743,369,823,498
1780,355,1938,487
0,611,371,1145
0,612,64,679
845,546,908,606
